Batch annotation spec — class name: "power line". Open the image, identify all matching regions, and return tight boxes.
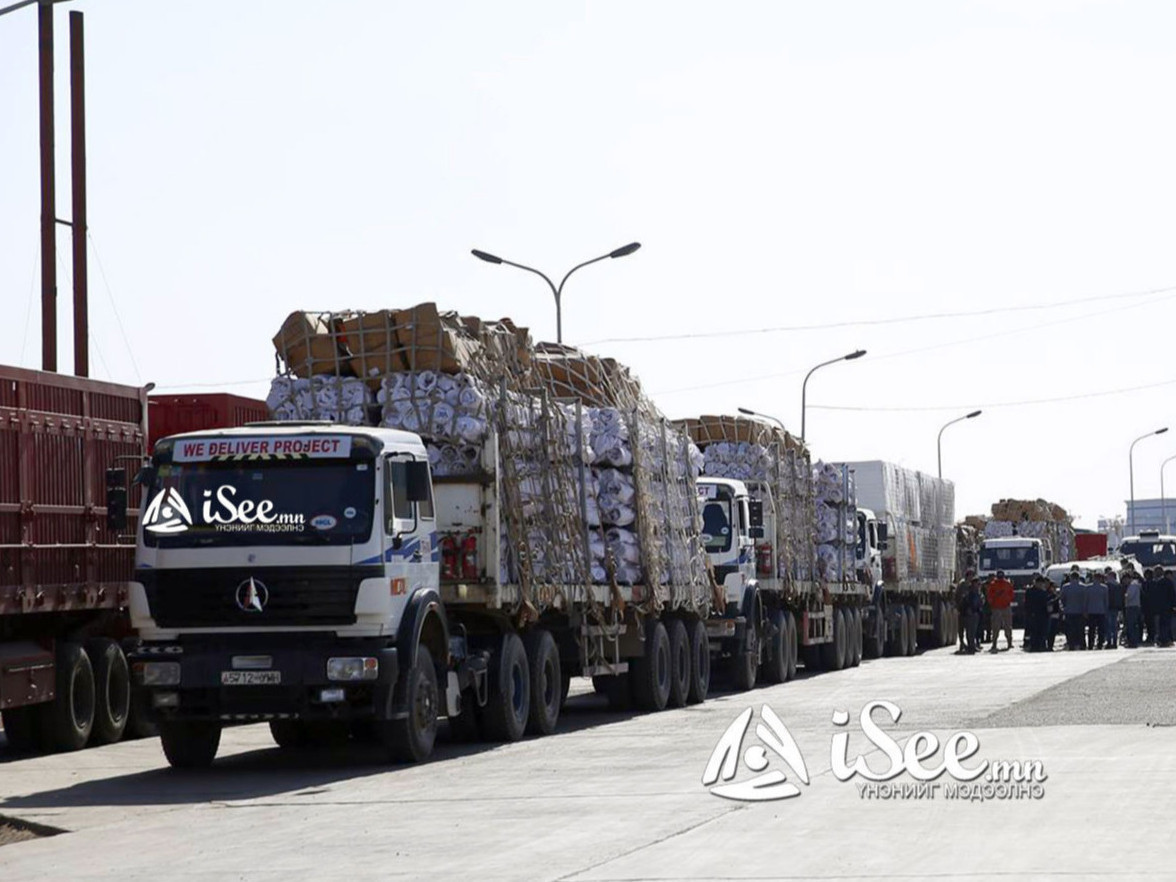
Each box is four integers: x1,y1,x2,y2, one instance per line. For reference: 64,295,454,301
581,283,1176,346
808,376,1176,413
88,230,143,384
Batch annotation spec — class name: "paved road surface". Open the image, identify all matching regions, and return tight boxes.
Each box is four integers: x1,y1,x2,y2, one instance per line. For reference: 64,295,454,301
1,638,1174,880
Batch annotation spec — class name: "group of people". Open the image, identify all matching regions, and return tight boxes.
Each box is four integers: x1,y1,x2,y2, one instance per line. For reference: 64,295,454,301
953,563,1176,654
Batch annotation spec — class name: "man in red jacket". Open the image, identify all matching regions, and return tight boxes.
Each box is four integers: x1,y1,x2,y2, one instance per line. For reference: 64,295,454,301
987,570,1015,652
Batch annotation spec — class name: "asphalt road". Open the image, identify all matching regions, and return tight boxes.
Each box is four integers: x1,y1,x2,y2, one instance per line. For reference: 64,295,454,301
1,636,1174,880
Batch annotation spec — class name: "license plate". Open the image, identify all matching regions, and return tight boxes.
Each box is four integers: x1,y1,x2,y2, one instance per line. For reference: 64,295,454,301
220,670,281,686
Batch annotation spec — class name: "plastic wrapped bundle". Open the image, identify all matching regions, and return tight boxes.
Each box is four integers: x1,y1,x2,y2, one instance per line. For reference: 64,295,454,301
427,443,482,477
596,468,637,526
606,527,643,584
267,376,371,425
378,371,491,443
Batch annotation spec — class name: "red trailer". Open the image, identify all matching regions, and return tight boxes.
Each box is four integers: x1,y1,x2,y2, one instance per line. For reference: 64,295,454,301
0,365,147,752
1075,532,1109,561
147,393,268,451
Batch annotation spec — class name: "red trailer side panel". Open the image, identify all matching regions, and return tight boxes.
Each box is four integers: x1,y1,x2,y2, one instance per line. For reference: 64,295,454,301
147,393,268,451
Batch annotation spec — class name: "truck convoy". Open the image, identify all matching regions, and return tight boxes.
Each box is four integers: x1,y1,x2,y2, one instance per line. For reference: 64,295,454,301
127,304,963,768
0,371,266,756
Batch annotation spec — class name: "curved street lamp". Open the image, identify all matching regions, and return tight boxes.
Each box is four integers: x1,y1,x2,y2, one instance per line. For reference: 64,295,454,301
1160,453,1176,533
937,410,982,479
801,350,866,442
470,243,641,344
737,406,787,433
1129,427,1168,534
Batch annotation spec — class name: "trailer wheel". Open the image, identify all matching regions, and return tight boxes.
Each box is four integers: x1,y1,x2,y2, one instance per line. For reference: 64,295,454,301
850,608,863,667
383,645,440,762
731,598,760,692
160,720,221,769
39,642,95,752
820,608,846,671
864,607,884,659
764,609,788,684
784,612,798,681
666,618,691,708
85,638,130,745
894,607,910,657
481,633,529,741
1,706,43,752
906,605,919,656
686,619,710,704
632,619,672,711
524,629,561,736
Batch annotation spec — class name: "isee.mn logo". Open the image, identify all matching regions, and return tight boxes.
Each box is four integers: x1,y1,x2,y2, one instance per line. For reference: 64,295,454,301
143,488,193,534
701,705,810,801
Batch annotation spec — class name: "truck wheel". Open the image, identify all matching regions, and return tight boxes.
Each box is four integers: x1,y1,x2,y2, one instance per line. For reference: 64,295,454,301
906,605,919,656
687,619,710,704
784,612,798,681
731,608,760,693
560,672,571,708
383,645,440,762
160,721,221,769
2,705,43,752
524,629,561,736
933,601,947,647
85,638,130,745
820,609,846,671
666,618,691,708
895,608,910,657
764,609,788,684
269,720,309,749
850,608,863,667
632,619,672,711
39,642,95,752
481,633,529,741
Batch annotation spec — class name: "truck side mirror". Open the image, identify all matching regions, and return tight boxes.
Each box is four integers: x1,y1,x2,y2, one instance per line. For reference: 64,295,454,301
749,526,765,540
876,523,889,544
106,468,127,532
405,460,431,503
748,499,764,528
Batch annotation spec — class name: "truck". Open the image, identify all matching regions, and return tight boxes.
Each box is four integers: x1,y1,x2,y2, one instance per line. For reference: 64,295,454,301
0,375,272,755
130,307,717,768
676,415,870,688
846,461,959,654
977,498,1075,623
0,365,147,753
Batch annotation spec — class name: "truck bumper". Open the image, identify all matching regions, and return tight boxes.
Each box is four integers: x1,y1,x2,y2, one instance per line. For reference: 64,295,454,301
129,636,400,725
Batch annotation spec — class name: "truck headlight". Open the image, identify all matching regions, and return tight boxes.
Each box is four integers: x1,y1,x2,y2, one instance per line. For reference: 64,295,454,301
327,657,378,682
140,661,181,686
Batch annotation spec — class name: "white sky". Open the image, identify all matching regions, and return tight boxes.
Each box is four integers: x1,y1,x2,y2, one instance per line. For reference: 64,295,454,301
3,0,1176,528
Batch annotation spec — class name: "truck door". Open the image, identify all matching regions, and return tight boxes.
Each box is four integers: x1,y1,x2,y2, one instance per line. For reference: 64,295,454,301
383,456,440,601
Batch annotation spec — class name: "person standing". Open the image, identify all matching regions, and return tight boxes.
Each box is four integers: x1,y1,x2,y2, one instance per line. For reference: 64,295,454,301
1124,569,1143,648
1086,572,1109,650
1060,572,1086,650
1141,568,1158,645
962,578,982,654
1106,567,1124,649
1158,569,1176,647
954,569,974,654
1045,579,1062,651
1024,576,1048,652
987,569,1015,653
980,576,993,644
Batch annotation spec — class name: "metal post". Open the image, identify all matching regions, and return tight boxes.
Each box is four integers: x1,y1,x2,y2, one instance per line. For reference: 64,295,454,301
38,0,57,372
1161,454,1176,534
69,10,87,377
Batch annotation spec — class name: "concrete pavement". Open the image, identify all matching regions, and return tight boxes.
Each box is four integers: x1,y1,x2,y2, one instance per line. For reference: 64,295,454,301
1,639,1173,880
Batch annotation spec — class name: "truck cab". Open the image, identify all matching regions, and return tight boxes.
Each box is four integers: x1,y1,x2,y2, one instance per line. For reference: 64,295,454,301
697,477,756,601
855,507,885,589
978,536,1049,586
1117,531,1176,570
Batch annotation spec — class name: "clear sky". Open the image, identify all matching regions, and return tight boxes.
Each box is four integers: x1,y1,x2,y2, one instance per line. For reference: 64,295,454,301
3,0,1175,528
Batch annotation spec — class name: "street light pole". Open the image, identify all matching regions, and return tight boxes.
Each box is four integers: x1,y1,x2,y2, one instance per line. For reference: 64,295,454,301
1129,427,1168,534
936,410,982,480
800,349,866,442
737,406,788,433
471,243,640,344
1161,453,1176,534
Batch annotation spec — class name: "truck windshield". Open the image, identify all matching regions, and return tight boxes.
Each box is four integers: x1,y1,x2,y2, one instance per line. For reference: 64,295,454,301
141,459,375,548
980,545,1039,571
702,500,733,554
1118,539,1176,567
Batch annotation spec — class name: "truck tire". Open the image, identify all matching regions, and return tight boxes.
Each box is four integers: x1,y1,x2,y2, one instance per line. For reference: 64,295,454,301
85,638,130,745
784,612,798,681
850,608,863,667
2,705,43,752
160,720,221,769
632,619,672,712
764,609,788,684
524,629,561,736
39,642,95,752
481,633,529,741
865,607,884,659
731,600,760,692
906,605,919,656
666,618,691,708
269,720,309,749
895,608,910,657
820,609,846,671
687,619,710,704
933,601,947,647
383,645,440,762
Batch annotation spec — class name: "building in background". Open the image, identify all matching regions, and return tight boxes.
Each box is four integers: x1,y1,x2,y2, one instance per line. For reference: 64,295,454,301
1122,500,1176,536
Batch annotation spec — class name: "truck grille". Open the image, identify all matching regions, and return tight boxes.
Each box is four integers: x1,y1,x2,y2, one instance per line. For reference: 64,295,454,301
139,566,380,628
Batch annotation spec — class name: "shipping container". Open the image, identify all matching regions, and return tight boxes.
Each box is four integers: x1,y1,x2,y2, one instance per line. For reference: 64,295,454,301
1075,532,1109,560
147,393,268,451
